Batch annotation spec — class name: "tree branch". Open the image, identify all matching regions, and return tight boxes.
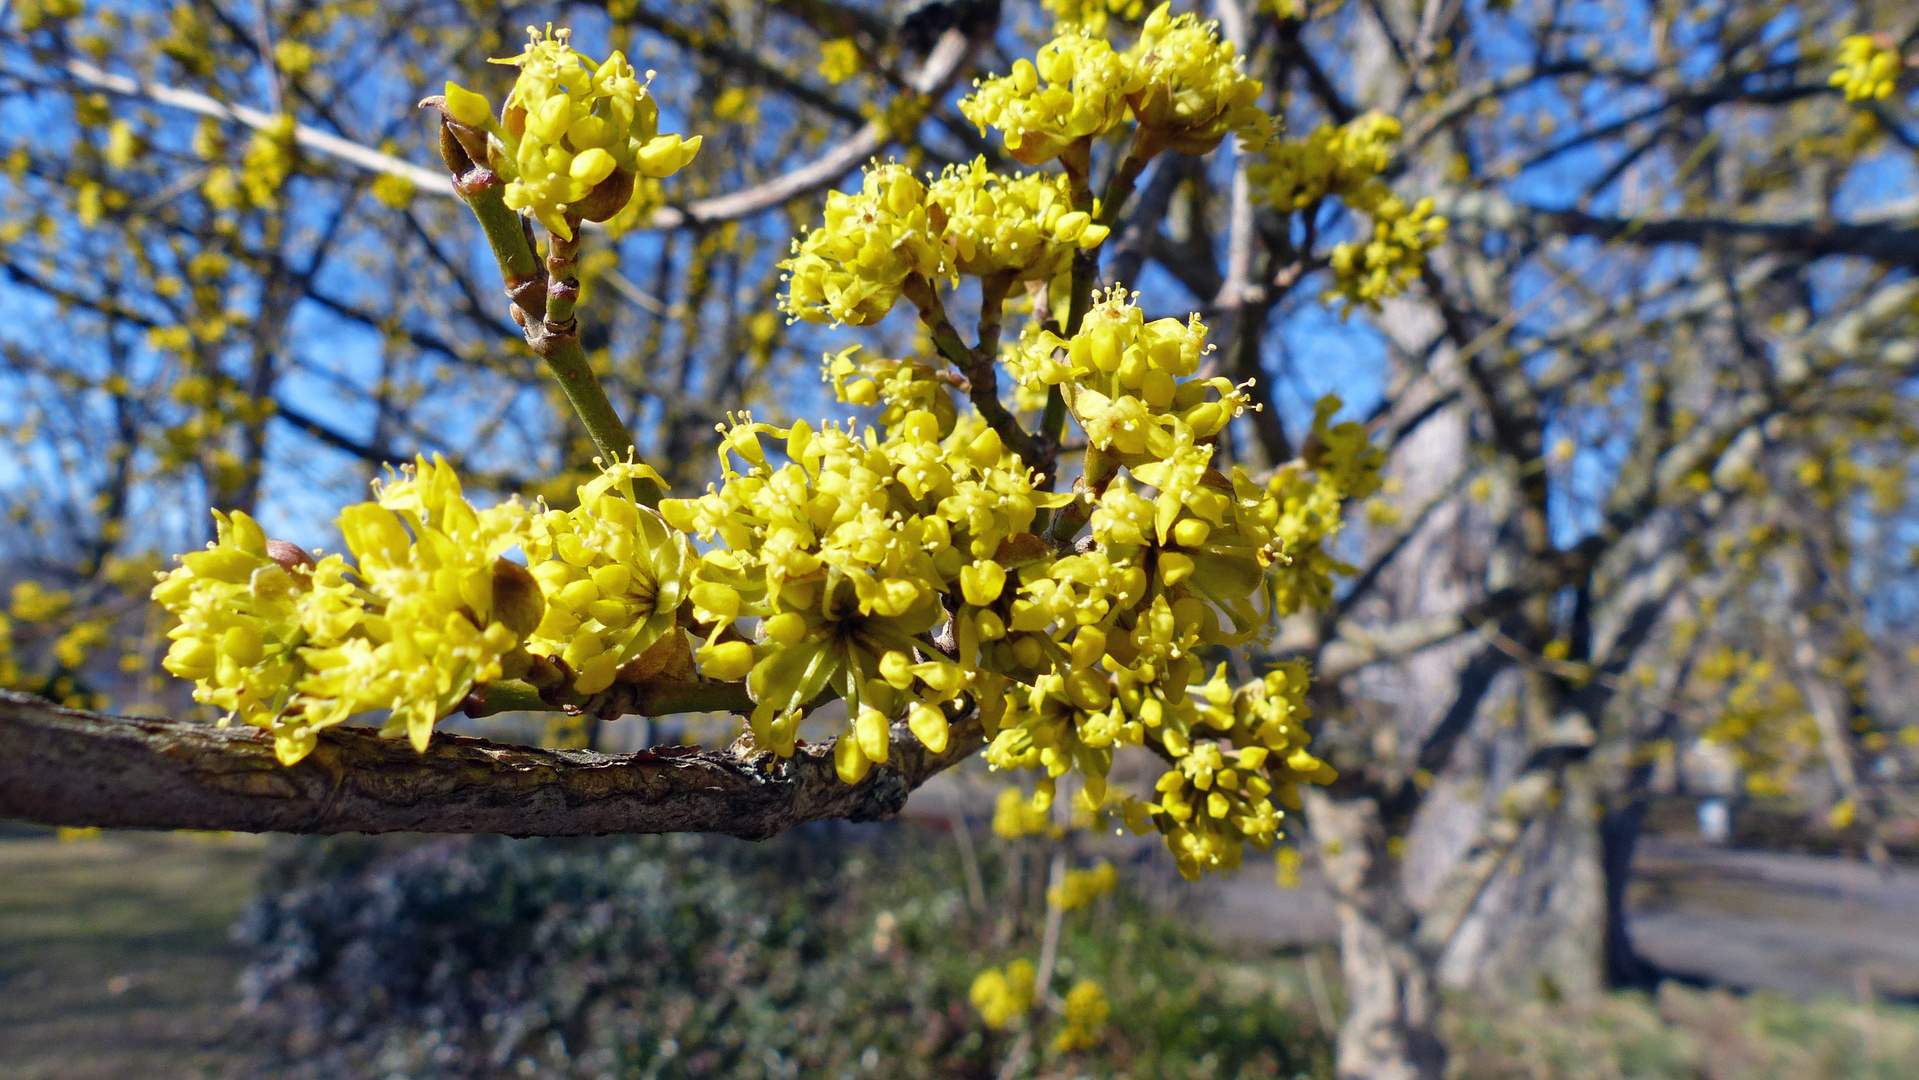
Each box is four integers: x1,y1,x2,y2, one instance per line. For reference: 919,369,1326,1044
0,691,982,839
1438,190,1919,268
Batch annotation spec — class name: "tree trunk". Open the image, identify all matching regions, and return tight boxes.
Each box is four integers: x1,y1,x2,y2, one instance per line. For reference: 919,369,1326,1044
1601,799,1660,988
1306,789,1447,1080
1431,759,1606,1002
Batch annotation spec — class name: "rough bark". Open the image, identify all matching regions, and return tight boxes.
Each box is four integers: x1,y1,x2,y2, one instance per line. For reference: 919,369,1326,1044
0,691,980,838
1306,789,1447,1080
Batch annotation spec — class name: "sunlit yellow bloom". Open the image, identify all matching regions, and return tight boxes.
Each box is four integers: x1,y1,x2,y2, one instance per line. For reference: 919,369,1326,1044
970,958,1036,1029
452,25,701,240
1830,35,1903,103
1126,3,1270,154
1053,978,1109,1050
780,162,946,325
959,29,1142,165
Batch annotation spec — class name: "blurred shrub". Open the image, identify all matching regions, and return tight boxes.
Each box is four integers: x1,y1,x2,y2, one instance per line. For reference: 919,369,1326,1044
234,822,1331,1079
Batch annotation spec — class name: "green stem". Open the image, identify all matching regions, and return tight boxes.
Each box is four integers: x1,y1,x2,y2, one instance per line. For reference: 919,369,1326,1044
460,178,545,298
431,108,653,500
904,274,1041,469
541,339,659,503
1046,443,1121,546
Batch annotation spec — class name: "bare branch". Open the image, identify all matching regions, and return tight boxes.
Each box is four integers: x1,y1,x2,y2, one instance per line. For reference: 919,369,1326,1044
59,57,454,193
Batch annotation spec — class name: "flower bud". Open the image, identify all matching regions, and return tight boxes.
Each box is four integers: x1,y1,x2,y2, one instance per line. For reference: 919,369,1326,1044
908,701,950,753
697,639,756,681
960,560,1007,607
855,704,891,764
491,558,546,637
443,82,494,127
569,146,618,186
835,732,873,784
265,538,315,571
761,611,807,647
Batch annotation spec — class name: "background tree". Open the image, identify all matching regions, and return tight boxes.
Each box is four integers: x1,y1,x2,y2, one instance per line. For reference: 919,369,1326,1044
2,3,1917,1080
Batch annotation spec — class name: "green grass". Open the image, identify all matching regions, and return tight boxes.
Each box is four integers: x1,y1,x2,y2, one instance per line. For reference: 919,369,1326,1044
0,829,270,1080
1447,983,1919,1080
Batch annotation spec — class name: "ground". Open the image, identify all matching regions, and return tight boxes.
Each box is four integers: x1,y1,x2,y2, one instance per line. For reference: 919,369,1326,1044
0,828,270,1080
2,820,1917,1079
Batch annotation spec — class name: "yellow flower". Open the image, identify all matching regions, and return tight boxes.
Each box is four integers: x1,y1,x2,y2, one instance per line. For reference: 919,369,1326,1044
1047,860,1118,909
1126,3,1270,154
970,959,1036,1029
1830,35,1903,103
959,29,1142,165
1053,979,1109,1051
780,162,946,325
458,25,701,240
818,37,862,85
991,785,1057,839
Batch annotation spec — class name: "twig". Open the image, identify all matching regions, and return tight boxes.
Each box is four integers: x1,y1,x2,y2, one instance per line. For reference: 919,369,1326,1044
952,808,989,914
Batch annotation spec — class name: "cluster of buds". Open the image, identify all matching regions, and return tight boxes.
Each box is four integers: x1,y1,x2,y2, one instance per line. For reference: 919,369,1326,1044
441,25,701,239
1054,979,1110,1051
1327,193,1448,312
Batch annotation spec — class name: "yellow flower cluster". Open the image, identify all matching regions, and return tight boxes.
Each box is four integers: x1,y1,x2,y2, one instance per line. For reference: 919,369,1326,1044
825,347,957,435
968,292,1372,874
780,158,1110,325
1250,112,1447,310
817,37,862,85
298,462,530,755
935,156,1110,279
153,457,692,764
445,26,701,240
969,959,1036,1029
960,30,1140,165
1046,860,1117,909
1327,193,1448,312
659,399,1066,771
1128,3,1270,154
992,783,1061,839
961,3,1267,163
240,114,297,208
155,510,337,761
1694,646,1817,796
521,462,694,694
1830,35,1903,102
1043,0,1145,36
1054,978,1110,1051
780,163,945,325
1250,112,1401,211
